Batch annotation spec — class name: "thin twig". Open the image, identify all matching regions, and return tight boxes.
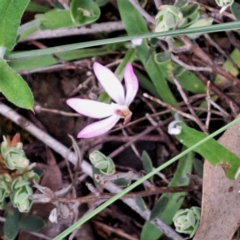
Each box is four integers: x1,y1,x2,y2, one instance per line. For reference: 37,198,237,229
121,125,141,159
171,74,208,134
171,54,212,72
178,52,240,115
206,81,211,130
68,75,94,97
153,0,162,9
20,21,125,42
206,98,230,118
0,102,183,240
108,126,156,158
34,105,82,117
84,135,164,151
143,93,198,123
189,0,236,20
204,34,239,71
33,185,199,204
93,221,138,240
178,35,240,86
128,0,156,24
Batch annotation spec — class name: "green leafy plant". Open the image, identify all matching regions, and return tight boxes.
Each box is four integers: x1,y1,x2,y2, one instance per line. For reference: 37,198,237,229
4,208,45,240
0,134,39,212
173,206,201,237
155,2,213,39
0,134,44,239
0,0,33,109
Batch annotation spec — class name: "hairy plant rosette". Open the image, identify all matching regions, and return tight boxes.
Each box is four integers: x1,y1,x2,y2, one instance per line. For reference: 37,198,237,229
67,62,139,138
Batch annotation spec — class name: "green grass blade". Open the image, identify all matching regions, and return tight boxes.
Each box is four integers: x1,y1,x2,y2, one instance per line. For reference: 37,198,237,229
117,0,178,107
52,117,240,240
8,21,240,59
141,149,193,240
9,46,117,72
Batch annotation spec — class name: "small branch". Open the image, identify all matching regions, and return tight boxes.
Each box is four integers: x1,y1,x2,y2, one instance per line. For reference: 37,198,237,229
108,126,156,158
84,135,164,151
205,81,211,130
128,0,156,24
34,185,200,205
171,74,208,134
153,0,162,9
206,98,230,118
20,21,125,42
121,125,141,159
204,34,239,71
171,54,212,72
93,221,138,240
178,52,240,115
34,105,82,117
178,35,240,86
143,93,198,123
189,0,236,20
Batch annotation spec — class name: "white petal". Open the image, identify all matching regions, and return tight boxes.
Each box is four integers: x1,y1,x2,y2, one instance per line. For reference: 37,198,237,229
168,120,182,135
77,115,120,138
93,62,125,105
131,38,143,46
124,63,139,106
219,6,228,14
49,208,58,223
67,98,113,118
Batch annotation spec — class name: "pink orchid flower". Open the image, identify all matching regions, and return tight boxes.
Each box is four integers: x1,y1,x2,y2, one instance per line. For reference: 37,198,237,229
67,62,139,138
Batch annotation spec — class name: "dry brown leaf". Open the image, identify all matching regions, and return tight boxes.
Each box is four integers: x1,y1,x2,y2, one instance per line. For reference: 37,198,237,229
194,116,240,240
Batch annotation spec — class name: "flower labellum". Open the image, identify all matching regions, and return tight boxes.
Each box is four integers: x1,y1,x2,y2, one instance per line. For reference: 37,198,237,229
67,62,139,138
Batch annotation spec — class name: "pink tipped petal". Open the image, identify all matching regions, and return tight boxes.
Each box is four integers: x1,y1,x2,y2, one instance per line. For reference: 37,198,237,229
124,63,139,106
77,115,120,138
93,62,125,105
67,98,114,118
123,112,132,125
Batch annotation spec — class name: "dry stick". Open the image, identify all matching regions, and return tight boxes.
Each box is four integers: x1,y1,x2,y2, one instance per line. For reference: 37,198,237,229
69,75,94,97
121,125,141,159
128,0,156,24
145,113,177,153
207,98,230,118
84,135,164,151
108,126,156,158
34,185,199,205
153,0,162,9
171,54,212,72
0,102,182,240
204,34,240,71
143,93,198,123
93,221,138,240
226,31,240,50
144,114,171,184
188,0,236,20
20,21,125,42
206,81,212,130
171,73,208,134
34,105,81,117
178,35,240,86
140,96,171,148
178,53,240,115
